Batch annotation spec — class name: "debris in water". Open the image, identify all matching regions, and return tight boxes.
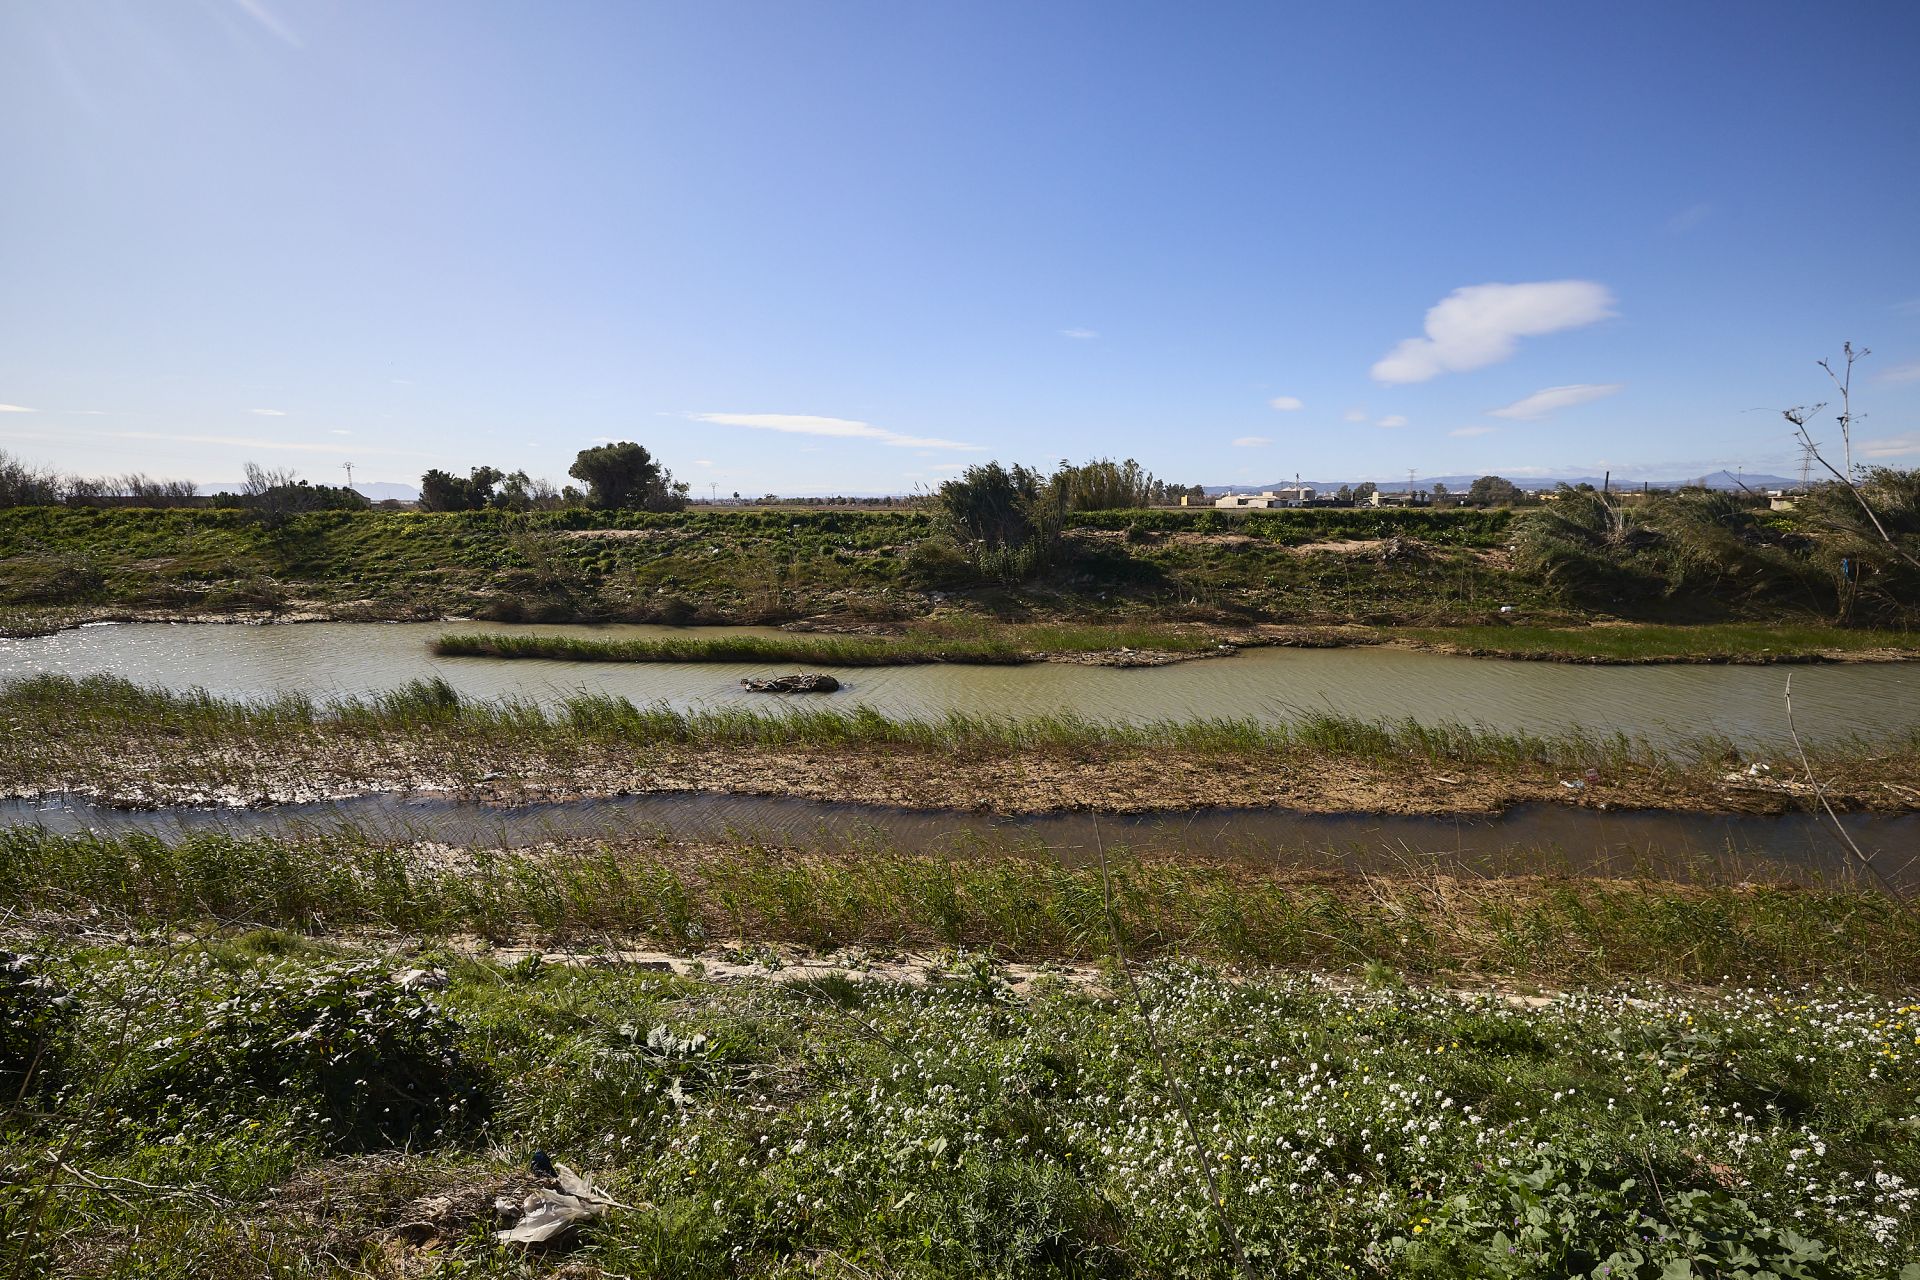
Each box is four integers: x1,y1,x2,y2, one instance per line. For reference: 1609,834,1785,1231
741,673,841,693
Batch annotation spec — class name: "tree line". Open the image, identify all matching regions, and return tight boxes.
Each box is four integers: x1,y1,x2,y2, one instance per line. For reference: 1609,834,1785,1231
418,443,687,512
0,452,365,514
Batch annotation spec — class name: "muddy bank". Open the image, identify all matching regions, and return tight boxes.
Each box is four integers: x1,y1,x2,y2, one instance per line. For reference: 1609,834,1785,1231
4,726,1914,818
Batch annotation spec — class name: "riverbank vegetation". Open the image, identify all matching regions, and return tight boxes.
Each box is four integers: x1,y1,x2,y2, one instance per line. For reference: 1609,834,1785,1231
433,620,1223,666
8,827,1918,984
1393,622,1920,663
4,673,1916,815
4,916,1917,1277
433,621,1919,668
2,470,1913,645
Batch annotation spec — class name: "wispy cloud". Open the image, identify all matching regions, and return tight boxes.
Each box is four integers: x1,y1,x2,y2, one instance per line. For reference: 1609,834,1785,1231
1666,203,1712,234
231,0,302,46
328,429,351,436
1450,425,1496,438
0,404,34,413
1060,328,1099,340
1371,281,1616,383
250,408,288,417
1489,382,1624,421
1376,415,1408,428
0,425,424,458
66,410,108,416
1343,408,1369,424
690,412,977,451
1267,396,1304,411
1860,433,1920,459
691,459,715,467
1877,360,1920,385
1232,436,1272,447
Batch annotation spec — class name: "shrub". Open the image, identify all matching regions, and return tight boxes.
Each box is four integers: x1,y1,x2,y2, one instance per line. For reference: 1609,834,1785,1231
904,536,979,588
145,962,487,1151
0,951,70,1102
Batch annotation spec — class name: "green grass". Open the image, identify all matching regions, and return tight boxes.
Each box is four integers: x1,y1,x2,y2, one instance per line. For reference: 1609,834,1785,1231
433,622,1220,666
1398,622,1920,662
4,827,1917,985
9,673,1919,819
5,931,1917,1277
0,504,1576,630
0,671,1693,770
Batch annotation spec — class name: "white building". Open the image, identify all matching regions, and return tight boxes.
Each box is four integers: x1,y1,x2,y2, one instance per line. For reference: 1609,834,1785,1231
1214,486,1315,509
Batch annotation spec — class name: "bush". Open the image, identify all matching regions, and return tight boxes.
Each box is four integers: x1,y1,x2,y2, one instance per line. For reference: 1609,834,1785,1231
1417,1155,1837,1278
0,951,70,1102
903,536,978,588
146,962,487,1151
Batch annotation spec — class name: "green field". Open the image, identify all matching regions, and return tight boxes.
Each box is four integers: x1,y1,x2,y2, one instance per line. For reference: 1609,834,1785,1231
0,505,1569,631
6,915,1917,1277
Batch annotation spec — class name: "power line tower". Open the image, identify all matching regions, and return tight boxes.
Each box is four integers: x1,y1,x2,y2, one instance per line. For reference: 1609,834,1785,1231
342,461,355,490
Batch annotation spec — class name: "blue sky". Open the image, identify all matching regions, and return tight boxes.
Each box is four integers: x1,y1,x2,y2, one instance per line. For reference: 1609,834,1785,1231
3,0,1917,494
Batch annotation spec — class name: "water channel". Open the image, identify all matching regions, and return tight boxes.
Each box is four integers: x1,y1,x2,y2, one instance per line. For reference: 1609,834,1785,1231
6,793,1916,890
4,620,1917,748
5,622,1915,887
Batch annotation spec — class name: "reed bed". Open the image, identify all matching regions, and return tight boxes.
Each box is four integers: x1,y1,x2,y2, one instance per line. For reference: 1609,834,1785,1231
1398,621,1920,662
0,670,1694,770
432,621,1221,666
6,826,1915,986
8,674,1916,817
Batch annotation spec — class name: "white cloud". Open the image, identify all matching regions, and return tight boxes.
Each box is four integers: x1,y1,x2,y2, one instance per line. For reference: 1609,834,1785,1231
1343,408,1369,424
0,404,34,413
250,408,287,416
1267,396,1304,411
0,426,425,458
1376,415,1408,428
1450,425,1496,438
1371,281,1616,383
1060,328,1099,340
1232,436,1272,447
1877,360,1920,385
690,412,977,450
328,429,351,436
1860,433,1920,459
1488,382,1624,421
67,410,108,415
692,459,715,467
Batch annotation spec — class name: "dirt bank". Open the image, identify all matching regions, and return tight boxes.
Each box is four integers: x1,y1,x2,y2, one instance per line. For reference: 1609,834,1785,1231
4,724,1912,816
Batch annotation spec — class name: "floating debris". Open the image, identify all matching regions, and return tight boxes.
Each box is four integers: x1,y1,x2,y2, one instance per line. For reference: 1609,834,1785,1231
740,673,841,693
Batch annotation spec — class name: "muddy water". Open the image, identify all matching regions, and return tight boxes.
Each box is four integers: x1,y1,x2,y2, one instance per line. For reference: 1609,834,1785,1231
3,621,1917,747
7,792,1915,889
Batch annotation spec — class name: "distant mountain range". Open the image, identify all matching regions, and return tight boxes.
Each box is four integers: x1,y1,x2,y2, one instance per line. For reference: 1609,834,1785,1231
1215,470,1800,495
349,482,421,501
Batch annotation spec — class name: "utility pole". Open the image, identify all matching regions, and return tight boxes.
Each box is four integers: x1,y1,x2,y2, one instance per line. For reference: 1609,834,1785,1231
342,461,355,491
